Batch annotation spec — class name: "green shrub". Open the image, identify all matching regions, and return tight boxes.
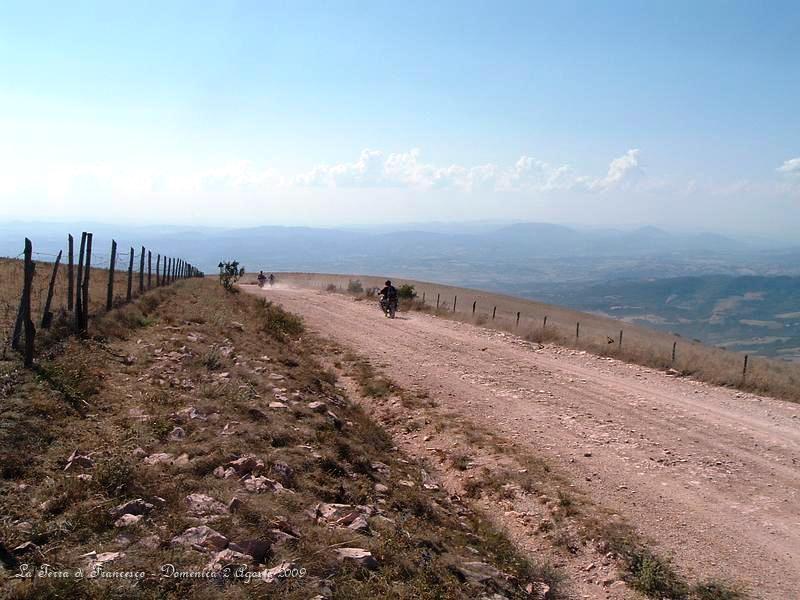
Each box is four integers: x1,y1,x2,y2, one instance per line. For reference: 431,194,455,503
347,280,364,294
397,284,416,300
218,260,245,292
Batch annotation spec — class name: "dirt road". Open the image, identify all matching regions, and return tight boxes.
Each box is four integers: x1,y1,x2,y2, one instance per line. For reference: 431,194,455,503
246,284,800,599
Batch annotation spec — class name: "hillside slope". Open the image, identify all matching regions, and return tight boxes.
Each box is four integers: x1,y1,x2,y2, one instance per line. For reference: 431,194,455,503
243,282,800,600
0,279,559,599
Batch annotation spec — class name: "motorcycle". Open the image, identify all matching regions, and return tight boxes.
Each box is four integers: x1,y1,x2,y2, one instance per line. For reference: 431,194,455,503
379,294,398,319
257,275,267,288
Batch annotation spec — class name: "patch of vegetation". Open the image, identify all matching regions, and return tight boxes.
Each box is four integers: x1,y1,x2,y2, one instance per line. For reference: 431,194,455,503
397,284,417,300
94,455,136,497
217,259,245,292
260,299,305,340
347,279,364,294
691,581,747,600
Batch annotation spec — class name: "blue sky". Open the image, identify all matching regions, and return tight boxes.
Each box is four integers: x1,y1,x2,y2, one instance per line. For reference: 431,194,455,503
1,1,798,236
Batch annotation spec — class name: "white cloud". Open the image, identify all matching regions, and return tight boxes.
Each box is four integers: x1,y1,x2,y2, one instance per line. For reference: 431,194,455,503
777,157,800,176
589,149,642,191
294,148,643,193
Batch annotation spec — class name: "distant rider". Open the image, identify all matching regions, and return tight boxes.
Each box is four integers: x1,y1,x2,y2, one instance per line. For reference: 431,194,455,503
257,271,267,286
380,280,397,300
379,280,398,312
268,273,275,286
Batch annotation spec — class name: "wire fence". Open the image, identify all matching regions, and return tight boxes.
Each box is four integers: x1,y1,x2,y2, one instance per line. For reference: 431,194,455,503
2,232,205,367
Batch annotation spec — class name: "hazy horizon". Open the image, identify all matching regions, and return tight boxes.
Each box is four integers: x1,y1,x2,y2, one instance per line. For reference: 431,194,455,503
1,1,799,237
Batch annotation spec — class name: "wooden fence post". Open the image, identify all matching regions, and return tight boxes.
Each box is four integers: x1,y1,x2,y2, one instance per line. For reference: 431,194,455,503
75,233,87,331
492,306,496,320
156,254,161,286
12,239,35,353
41,250,63,328
472,301,476,315
453,296,457,312
619,329,623,351
742,355,749,383
126,248,134,301
106,240,117,311
436,293,440,310
672,341,677,363
67,234,74,312
19,239,36,366
80,233,93,333
139,246,145,293
147,250,152,289
576,321,580,339
516,311,520,327
543,315,548,328
422,292,425,304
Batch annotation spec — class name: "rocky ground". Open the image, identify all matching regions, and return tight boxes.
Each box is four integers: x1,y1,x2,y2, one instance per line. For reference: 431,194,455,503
242,282,800,600
0,280,560,599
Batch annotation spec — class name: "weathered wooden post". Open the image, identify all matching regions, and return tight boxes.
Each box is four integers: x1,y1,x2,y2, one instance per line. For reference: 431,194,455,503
453,296,457,312
672,341,677,363
472,301,476,315
12,239,35,354
742,354,749,383
156,254,161,286
67,234,74,312
543,315,548,328
41,250,63,328
126,248,134,301
422,292,425,304
20,239,35,366
619,329,623,351
81,233,93,332
106,240,117,311
576,321,580,340
139,246,145,293
74,233,87,331
147,250,152,289
436,293,440,310
516,311,520,328
492,306,496,320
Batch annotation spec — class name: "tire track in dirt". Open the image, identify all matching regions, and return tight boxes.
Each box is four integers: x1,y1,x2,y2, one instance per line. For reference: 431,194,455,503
246,284,800,599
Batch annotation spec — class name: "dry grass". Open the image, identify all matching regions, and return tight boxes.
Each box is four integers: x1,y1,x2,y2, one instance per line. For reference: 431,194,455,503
276,272,800,403
1,278,562,599
0,255,169,348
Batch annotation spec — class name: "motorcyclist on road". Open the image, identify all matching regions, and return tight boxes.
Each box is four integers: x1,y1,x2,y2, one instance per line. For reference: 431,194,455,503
257,271,267,286
378,280,398,317
268,273,275,286
379,280,398,302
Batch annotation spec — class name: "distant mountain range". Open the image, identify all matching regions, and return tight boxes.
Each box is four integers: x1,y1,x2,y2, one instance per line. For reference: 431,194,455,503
2,221,795,285
3,220,798,358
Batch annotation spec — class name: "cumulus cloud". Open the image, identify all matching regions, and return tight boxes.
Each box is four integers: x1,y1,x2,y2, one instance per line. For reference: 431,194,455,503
777,157,800,176
295,148,643,193
589,149,642,191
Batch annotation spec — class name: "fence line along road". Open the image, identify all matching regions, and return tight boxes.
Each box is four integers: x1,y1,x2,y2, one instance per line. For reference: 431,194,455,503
4,231,205,368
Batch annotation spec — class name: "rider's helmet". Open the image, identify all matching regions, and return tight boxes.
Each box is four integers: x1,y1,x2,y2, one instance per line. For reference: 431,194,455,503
385,280,391,286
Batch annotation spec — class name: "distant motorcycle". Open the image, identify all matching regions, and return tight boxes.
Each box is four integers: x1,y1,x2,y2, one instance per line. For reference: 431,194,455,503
379,294,398,319
257,274,267,288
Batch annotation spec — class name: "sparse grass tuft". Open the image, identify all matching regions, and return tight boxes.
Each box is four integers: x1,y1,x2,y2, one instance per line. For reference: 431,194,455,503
260,299,304,340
